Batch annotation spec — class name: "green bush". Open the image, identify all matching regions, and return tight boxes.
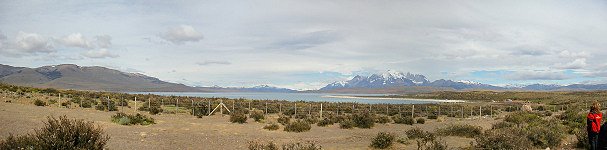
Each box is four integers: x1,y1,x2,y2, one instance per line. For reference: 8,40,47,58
111,112,155,125
352,112,374,128
317,118,334,127
284,120,311,132
278,115,291,125
436,124,482,138
95,100,117,111
248,141,278,150
339,119,355,129
149,106,163,115
504,112,542,125
250,109,265,122
406,128,434,140
370,132,395,149
230,112,248,124
375,115,391,124
393,115,414,125
475,127,533,149
80,99,93,108
416,118,425,124
304,116,319,124
0,116,109,150
281,141,322,150
263,123,280,131
492,121,515,129
34,99,46,106
248,141,321,150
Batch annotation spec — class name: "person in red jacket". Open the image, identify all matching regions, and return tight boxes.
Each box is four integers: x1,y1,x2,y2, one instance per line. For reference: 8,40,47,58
588,101,602,150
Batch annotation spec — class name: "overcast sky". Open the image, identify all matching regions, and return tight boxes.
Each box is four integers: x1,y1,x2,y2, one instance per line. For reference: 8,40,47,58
1,1,606,90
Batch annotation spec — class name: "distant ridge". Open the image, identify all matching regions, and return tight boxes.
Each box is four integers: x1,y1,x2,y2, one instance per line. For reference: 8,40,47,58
320,70,607,92
0,64,199,92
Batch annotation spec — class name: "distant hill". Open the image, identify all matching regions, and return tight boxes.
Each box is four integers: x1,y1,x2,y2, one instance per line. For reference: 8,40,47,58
196,85,297,93
0,64,199,92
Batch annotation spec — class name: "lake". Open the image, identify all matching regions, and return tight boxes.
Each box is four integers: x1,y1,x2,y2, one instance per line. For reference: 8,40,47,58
131,92,448,104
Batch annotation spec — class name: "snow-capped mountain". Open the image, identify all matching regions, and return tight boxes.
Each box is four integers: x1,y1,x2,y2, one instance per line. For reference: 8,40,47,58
320,70,500,90
197,84,297,93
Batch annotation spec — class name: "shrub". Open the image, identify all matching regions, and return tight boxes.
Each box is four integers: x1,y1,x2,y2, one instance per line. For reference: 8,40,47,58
427,115,438,119
416,118,425,124
278,115,291,125
475,127,533,149
304,116,319,124
248,141,321,150
370,132,395,149
436,124,482,138
80,99,93,108
248,141,278,150
0,116,109,150
95,100,117,111
575,129,589,149
263,123,280,131
492,121,515,129
406,128,433,140
34,99,46,106
393,115,414,125
111,112,155,125
339,119,355,129
352,112,374,128
504,112,542,125
250,109,265,122
230,112,248,124
317,118,334,127
149,106,163,115
375,115,391,124
281,141,322,150
284,120,311,132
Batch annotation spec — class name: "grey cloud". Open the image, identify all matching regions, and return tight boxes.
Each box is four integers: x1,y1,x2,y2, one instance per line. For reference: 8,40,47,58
553,58,587,69
14,31,55,53
95,35,112,48
505,71,571,81
159,25,203,44
56,33,92,49
196,61,231,66
271,30,341,50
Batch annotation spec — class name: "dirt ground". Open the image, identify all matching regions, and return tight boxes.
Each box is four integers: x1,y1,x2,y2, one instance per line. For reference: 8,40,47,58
0,101,501,150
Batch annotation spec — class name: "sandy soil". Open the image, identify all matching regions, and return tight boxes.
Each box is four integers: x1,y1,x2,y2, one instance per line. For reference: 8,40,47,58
0,101,501,150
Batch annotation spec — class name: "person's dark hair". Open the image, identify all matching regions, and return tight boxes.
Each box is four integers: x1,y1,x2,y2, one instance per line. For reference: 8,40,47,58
591,101,601,114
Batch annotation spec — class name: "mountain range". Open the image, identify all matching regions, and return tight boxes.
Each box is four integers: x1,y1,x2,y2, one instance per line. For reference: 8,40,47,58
0,64,292,92
319,70,607,92
2,64,607,93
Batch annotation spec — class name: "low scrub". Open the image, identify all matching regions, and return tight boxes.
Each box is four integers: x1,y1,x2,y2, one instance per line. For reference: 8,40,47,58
427,115,438,119
0,116,109,150
352,112,374,128
475,127,533,149
317,118,334,127
34,99,46,106
250,109,265,122
230,112,248,124
111,112,155,125
406,128,434,140
263,123,280,131
278,115,291,125
375,115,391,124
370,132,395,149
416,118,426,124
339,119,355,129
393,115,414,125
248,141,321,150
436,124,482,138
284,120,311,132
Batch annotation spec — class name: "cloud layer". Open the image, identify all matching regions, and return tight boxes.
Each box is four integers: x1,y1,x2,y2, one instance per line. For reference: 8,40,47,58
1,1,606,90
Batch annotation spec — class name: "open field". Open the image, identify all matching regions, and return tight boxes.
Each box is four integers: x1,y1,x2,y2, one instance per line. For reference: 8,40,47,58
0,102,500,149
0,84,592,149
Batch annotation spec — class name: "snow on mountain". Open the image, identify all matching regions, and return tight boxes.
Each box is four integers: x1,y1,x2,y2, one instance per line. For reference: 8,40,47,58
457,80,481,85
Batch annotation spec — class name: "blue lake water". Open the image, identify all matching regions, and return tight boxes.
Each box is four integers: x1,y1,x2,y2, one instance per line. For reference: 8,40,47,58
131,92,440,104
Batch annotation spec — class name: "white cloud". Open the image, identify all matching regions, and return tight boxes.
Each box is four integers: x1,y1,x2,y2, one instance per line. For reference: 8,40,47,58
14,31,54,53
553,58,587,69
81,49,118,58
57,33,92,48
559,50,589,59
159,25,203,44
196,61,231,66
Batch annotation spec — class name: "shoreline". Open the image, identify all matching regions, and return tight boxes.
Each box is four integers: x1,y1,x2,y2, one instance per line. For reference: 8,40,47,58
322,95,466,103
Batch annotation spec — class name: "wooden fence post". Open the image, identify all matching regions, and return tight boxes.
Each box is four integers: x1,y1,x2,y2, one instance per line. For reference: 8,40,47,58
294,103,297,116
265,102,268,114
412,105,415,118
320,103,323,118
